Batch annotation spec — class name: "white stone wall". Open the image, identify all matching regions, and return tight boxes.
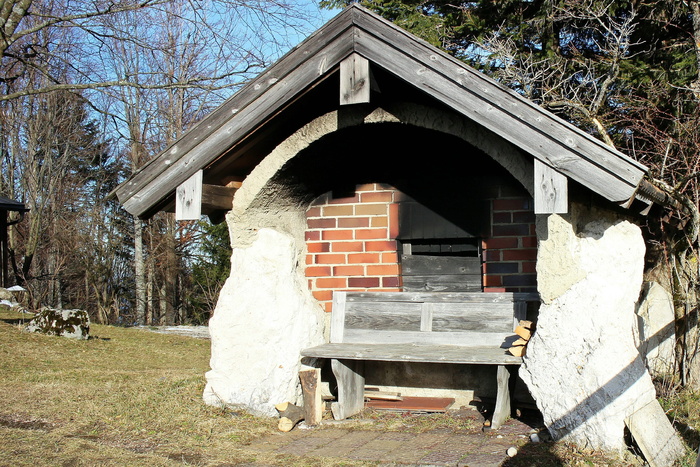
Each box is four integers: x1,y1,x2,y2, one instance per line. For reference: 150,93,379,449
520,204,658,453
203,227,325,416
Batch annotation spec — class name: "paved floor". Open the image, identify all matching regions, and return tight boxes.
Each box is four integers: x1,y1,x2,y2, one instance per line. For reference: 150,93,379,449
244,409,542,466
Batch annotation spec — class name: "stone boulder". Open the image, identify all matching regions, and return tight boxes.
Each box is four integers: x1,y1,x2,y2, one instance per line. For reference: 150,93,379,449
25,308,90,340
520,206,658,454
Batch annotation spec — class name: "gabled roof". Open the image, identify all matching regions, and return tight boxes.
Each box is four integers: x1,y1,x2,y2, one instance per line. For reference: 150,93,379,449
114,4,649,219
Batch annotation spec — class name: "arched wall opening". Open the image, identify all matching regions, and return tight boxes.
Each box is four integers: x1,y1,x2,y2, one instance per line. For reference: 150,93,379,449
207,103,539,414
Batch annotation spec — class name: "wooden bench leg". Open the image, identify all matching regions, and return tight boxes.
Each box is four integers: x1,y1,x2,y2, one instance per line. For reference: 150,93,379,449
492,364,512,430
330,359,365,420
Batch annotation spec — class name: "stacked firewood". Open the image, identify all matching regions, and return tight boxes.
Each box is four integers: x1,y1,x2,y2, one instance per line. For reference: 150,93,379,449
508,320,534,357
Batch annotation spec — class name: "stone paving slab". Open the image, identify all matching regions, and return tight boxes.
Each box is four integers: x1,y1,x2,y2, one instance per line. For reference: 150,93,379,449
243,412,537,466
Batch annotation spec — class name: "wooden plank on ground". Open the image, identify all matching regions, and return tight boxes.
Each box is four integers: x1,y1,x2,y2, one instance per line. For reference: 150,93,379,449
366,396,454,412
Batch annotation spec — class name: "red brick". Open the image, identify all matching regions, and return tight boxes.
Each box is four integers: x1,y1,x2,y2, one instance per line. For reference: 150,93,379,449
367,264,400,276
482,237,519,249
348,252,381,264
332,241,364,253
316,277,348,289
521,236,538,248
492,224,531,237
371,217,388,228
492,212,512,224
484,287,507,293
356,204,387,216
306,266,331,277
333,265,365,276
315,253,346,264
360,191,393,203
365,240,397,252
389,203,399,239
306,206,321,217
348,277,380,288
328,193,360,204
338,217,370,228
307,242,330,253
513,211,536,223
306,231,320,241
356,228,388,240
483,250,501,261
483,275,503,287
492,198,531,211
382,252,399,263
323,302,333,313
522,261,537,273
355,183,377,192
323,205,354,216
503,249,538,261
312,290,333,301
307,218,336,229
322,229,354,241
382,276,402,288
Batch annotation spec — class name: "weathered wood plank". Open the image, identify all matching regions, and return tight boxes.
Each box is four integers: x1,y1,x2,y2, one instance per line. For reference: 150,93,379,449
351,18,646,202
401,276,482,292
534,159,568,214
302,343,523,365
200,184,236,212
330,359,365,420
401,255,481,275
119,40,356,217
343,291,540,303
115,8,359,207
340,53,370,105
175,170,203,221
330,291,347,343
342,329,514,347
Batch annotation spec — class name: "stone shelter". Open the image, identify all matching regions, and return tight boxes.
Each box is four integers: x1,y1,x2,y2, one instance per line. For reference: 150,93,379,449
114,5,680,456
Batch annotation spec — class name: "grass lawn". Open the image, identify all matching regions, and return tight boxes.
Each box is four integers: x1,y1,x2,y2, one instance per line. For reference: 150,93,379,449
1,312,698,466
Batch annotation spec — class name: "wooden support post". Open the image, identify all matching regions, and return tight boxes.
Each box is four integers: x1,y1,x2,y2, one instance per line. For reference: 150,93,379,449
340,53,370,105
330,359,365,420
492,365,512,430
299,368,323,426
175,170,203,221
534,159,568,214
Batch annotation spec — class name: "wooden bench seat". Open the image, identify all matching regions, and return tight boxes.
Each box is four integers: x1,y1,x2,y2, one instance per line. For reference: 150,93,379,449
301,291,538,429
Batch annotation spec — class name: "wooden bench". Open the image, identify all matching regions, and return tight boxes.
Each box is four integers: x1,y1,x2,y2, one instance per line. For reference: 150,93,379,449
301,291,537,429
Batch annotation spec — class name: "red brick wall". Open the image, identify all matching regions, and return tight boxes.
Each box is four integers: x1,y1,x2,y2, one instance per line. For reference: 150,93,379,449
482,194,538,293
306,183,402,312
305,183,537,312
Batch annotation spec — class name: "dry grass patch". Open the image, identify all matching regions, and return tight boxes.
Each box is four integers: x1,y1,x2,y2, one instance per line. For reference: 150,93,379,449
0,316,341,466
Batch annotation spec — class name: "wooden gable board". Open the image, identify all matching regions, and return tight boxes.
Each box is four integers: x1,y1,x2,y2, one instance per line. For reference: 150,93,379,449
114,5,648,219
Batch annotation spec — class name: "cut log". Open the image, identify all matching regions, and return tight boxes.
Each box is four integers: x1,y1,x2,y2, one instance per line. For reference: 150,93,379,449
512,338,529,347
299,369,323,426
508,345,526,357
514,325,532,340
518,320,533,330
275,402,305,432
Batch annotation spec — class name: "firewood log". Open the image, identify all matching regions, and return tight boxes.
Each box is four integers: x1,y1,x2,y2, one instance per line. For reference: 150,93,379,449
275,402,304,432
514,325,532,340
508,345,526,357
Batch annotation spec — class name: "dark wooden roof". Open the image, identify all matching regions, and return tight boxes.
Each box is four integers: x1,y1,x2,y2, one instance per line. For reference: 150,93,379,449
0,196,27,212
114,4,648,219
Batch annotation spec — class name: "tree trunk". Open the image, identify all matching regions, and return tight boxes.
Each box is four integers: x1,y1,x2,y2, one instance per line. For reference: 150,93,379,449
134,217,146,325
